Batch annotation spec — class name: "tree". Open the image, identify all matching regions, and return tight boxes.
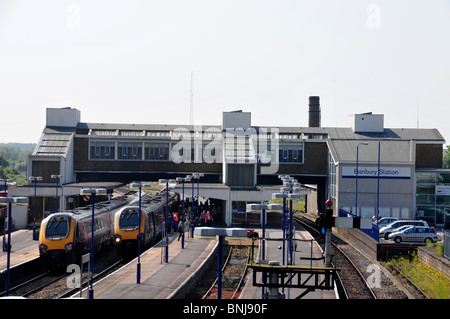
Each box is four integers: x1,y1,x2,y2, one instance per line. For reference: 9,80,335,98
444,146,450,169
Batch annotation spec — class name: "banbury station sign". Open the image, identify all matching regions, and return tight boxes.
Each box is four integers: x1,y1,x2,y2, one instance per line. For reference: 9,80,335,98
342,166,411,179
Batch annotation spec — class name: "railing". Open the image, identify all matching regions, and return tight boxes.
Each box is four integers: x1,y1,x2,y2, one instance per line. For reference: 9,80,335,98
444,231,450,260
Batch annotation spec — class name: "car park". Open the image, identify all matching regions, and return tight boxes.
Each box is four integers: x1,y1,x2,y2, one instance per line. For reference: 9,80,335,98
388,225,442,243
379,220,429,240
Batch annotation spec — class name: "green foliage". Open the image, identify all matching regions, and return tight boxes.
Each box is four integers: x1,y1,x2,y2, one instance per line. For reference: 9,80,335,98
0,143,35,185
387,254,450,299
444,146,450,169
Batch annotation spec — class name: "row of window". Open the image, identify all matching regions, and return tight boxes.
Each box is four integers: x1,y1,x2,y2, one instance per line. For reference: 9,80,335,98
90,129,326,140
89,141,304,163
90,142,170,161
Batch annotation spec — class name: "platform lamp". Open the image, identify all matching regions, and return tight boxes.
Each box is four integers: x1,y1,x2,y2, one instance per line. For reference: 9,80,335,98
158,179,176,263
376,139,392,228
80,188,107,299
272,192,289,267
1,179,15,253
280,177,302,266
188,175,195,237
0,196,28,296
29,176,43,240
246,203,282,299
355,142,369,216
193,173,204,228
51,174,63,213
286,192,300,265
130,182,152,284
176,177,191,249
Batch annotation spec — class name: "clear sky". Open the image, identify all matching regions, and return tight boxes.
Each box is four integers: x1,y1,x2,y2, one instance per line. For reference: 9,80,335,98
0,0,449,145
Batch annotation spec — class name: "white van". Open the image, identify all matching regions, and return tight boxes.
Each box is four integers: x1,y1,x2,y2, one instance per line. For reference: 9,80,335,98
379,220,429,240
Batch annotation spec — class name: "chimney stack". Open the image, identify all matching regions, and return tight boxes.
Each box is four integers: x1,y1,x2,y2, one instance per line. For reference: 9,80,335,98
308,96,321,127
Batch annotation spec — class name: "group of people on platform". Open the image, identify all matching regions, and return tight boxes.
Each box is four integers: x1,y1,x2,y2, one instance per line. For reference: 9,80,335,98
167,197,222,240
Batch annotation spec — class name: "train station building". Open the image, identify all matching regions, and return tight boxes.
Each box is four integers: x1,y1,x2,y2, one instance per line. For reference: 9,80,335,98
9,97,449,229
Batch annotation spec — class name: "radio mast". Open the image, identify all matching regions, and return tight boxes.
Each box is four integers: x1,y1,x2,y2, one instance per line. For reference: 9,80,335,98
190,71,194,126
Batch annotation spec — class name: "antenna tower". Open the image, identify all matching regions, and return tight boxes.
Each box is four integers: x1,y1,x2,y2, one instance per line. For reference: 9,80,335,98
190,71,194,125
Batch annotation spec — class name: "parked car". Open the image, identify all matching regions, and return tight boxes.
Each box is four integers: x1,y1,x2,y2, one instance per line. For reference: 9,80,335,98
379,220,429,240
374,217,398,227
388,226,442,243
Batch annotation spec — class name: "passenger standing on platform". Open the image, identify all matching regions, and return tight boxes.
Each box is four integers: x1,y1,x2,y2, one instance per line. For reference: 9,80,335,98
200,210,206,226
172,212,179,231
205,210,213,226
177,219,184,241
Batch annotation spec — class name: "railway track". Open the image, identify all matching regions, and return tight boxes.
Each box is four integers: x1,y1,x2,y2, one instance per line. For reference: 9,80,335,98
294,214,410,299
202,245,250,299
292,216,376,299
1,248,123,299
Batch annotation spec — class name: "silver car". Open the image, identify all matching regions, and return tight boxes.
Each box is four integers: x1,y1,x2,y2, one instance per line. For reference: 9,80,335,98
374,217,398,227
379,220,429,240
388,226,442,243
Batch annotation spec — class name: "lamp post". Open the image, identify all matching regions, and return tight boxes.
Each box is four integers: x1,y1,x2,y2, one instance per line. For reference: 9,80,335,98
247,203,282,299
29,176,43,240
0,196,28,296
1,179,15,253
272,192,288,266
158,179,176,263
176,177,191,248
279,175,302,265
189,175,195,237
51,175,63,213
376,139,392,227
355,142,368,216
190,173,203,235
130,182,151,284
80,188,107,299
193,173,204,227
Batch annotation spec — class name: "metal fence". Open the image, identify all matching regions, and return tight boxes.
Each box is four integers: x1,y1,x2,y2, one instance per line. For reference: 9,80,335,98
444,231,450,260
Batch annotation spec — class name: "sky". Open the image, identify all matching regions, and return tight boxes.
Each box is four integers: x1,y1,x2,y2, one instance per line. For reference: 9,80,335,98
0,0,449,145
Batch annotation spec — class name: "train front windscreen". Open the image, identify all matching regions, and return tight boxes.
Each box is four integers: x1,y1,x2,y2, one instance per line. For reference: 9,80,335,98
119,208,140,230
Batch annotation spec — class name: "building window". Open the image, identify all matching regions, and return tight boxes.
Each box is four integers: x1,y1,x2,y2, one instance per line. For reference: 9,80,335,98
120,130,143,137
90,141,115,160
416,171,450,226
227,164,254,187
117,142,142,160
278,145,303,163
91,130,116,136
144,143,169,161
231,201,260,225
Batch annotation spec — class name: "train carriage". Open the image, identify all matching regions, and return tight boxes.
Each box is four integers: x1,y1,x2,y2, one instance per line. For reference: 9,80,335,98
114,191,177,257
39,196,134,269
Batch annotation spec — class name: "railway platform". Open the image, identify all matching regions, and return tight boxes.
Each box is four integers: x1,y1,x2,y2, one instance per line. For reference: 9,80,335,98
240,227,337,299
91,232,217,299
0,229,39,271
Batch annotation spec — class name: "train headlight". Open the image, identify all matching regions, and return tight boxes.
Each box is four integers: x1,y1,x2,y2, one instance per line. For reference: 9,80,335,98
114,235,122,243
65,243,73,251
39,244,48,253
